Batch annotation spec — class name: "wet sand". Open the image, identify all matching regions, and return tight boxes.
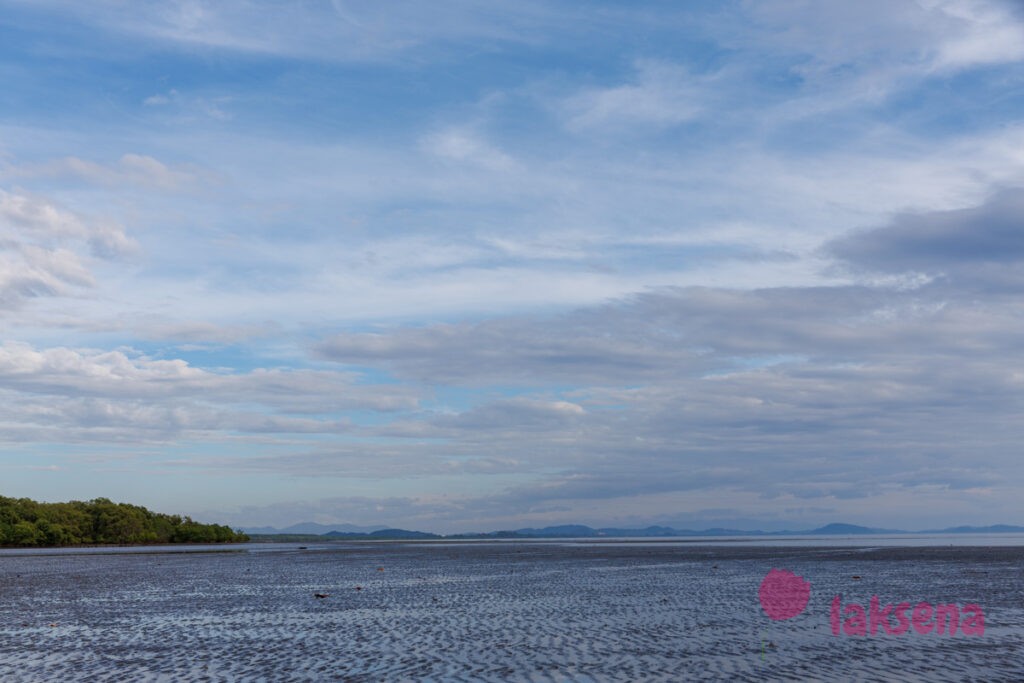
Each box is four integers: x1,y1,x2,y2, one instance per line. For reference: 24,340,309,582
0,543,1021,681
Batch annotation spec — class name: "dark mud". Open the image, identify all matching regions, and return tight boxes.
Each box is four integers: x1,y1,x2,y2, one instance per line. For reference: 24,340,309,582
1,543,1021,681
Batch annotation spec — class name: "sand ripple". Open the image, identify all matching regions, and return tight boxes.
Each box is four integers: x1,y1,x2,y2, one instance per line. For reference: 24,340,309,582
0,544,1021,681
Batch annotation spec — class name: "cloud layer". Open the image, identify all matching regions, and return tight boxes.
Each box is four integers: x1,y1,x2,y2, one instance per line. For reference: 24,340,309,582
1,0,1023,532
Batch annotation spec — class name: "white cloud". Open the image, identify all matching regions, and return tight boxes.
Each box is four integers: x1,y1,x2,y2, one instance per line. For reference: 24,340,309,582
0,189,139,306
421,127,517,171
8,0,567,61
141,88,232,120
0,341,420,446
143,91,174,106
926,0,1024,70
562,60,705,132
0,188,85,238
4,153,202,190
734,0,1024,102
0,341,417,408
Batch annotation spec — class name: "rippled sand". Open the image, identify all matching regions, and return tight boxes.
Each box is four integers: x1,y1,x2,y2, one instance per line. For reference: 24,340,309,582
0,543,1021,681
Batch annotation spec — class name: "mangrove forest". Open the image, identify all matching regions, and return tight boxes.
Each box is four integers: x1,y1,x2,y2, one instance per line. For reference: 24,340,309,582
0,496,248,547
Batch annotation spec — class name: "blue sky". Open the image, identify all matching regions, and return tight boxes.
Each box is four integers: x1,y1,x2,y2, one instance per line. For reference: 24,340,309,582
2,0,1024,532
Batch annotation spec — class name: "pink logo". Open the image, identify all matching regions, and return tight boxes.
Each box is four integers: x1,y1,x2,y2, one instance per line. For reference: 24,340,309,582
759,569,811,620
830,596,985,636
758,568,986,637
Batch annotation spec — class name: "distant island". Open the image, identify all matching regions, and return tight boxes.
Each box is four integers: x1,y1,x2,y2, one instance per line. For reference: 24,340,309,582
243,521,1024,542
0,496,248,547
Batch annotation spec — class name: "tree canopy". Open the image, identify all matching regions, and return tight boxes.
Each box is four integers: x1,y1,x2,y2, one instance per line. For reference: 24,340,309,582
0,496,248,547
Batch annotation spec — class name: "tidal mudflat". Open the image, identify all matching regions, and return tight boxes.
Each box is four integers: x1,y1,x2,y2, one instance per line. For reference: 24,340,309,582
1,542,1022,681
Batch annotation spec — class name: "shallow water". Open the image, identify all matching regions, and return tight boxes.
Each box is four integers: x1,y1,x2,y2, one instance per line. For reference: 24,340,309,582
0,543,1021,681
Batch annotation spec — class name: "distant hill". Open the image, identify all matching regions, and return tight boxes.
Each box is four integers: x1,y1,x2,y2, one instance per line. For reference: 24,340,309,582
448,525,763,539
597,525,682,537
323,528,441,540
805,522,1024,535
922,524,1024,534
808,523,901,535
244,520,1024,540
241,522,387,535
513,525,600,537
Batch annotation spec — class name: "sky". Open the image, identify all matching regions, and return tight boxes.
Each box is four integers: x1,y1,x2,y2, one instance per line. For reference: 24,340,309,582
1,0,1023,533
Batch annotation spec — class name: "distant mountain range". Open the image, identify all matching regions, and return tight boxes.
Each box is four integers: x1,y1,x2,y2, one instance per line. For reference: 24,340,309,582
240,522,388,535
242,521,1024,540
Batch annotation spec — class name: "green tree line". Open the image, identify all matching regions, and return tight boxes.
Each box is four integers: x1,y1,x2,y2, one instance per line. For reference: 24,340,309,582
0,496,248,547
